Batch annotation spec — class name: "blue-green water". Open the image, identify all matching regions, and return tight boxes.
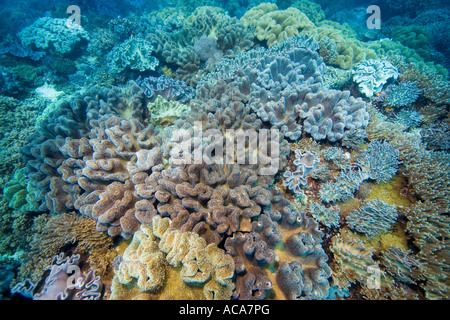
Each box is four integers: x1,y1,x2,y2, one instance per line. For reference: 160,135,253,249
0,0,448,301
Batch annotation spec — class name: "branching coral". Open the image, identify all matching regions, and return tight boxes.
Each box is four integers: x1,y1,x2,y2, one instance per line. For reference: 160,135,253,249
375,81,423,108
319,168,369,203
308,202,340,229
356,140,401,184
346,198,398,238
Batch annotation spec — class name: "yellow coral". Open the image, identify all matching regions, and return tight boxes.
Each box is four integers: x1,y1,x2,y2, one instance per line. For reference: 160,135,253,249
111,215,235,300
117,226,166,292
241,3,314,47
147,95,190,127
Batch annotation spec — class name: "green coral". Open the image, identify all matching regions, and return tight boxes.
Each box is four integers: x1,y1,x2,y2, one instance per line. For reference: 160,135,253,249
3,168,28,212
147,95,190,126
291,0,325,24
308,21,378,70
241,3,315,47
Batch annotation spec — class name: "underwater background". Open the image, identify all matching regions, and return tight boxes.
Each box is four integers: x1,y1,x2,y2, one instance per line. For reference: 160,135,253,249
0,0,449,300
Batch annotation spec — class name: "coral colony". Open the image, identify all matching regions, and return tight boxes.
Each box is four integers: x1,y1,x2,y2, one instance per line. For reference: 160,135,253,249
0,0,449,302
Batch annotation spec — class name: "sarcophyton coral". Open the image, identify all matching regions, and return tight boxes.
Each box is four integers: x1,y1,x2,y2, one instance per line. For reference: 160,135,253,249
149,163,271,245
147,95,190,126
296,89,370,142
352,59,399,97
65,115,162,238
241,2,315,47
199,36,369,143
19,17,89,55
113,215,235,300
107,37,159,72
13,253,103,300
226,190,332,300
375,81,422,108
346,198,398,238
283,149,319,196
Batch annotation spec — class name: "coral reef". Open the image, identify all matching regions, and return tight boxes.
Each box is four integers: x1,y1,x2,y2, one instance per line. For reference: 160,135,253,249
1,0,448,302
